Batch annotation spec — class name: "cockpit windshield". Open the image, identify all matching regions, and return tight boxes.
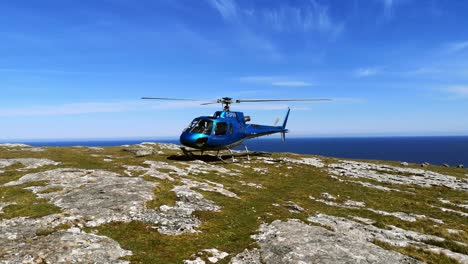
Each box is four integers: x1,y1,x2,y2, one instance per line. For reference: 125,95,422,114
186,119,213,135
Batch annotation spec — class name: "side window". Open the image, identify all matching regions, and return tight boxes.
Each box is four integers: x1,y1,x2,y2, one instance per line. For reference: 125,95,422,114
214,122,228,135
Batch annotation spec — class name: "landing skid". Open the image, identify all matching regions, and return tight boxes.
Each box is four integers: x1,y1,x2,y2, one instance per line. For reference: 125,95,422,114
179,146,266,163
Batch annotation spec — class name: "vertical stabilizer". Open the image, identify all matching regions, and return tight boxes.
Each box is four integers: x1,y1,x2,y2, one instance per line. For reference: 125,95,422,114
281,108,290,142
282,108,291,129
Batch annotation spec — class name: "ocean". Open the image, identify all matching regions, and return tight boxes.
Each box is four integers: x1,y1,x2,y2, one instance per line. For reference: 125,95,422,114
12,136,468,167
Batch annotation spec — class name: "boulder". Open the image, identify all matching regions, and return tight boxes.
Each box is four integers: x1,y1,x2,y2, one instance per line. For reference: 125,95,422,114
135,149,153,157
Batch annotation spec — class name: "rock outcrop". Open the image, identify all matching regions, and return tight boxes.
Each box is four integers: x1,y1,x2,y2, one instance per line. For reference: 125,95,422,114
329,160,468,191
234,219,421,264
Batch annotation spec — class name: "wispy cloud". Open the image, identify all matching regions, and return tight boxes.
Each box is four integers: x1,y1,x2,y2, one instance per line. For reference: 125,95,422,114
446,41,468,53
260,1,344,36
381,0,394,18
0,68,96,75
355,67,379,77
377,0,410,20
240,75,313,87
206,0,343,59
405,67,442,75
445,85,468,99
236,104,310,111
0,99,312,117
271,81,312,87
239,76,276,83
0,101,215,117
208,0,343,35
207,0,238,22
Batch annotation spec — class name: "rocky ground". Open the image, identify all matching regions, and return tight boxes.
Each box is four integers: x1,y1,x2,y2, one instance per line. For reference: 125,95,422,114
0,143,467,264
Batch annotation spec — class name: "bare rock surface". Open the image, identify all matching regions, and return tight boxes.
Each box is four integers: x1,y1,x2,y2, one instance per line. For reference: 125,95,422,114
240,181,264,189
184,248,229,263
0,213,132,263
257,156,325,168
143,185,221,235
1,227,131,264
4,168,223,233
0,143,31,148
5,168,157,227
308,196,443,223
123,145,161,157
123,160,182,180
308,214,468,263
229,249,262,264
366,208,428,222
329,160,468,191
282,157,325,168
181,178,239,199
181,160,236,176
0,158,60,170
245,219,420,264
1,166,226,261
151,142,182,151
431,205,468,217
284,201,305,213
347,179,408,192
309,195,366,209
439,198,468,209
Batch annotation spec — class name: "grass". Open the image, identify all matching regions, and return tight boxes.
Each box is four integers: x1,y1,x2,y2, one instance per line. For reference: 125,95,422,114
374,240,460,264
0,145,467,263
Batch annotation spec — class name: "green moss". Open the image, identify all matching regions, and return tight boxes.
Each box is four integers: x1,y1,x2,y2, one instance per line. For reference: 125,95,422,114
36,223,72,236
0,182,61,219
145,180,178,209
374,240,460,264
423,239,468,255
2,203,61,219
37,186,64,194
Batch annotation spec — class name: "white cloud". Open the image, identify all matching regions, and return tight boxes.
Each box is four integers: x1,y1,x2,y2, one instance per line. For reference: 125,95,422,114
446,41,468,53
355,67,379,77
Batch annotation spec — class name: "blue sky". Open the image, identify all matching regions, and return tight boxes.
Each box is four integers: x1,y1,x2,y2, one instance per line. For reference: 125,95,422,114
1,0,468,140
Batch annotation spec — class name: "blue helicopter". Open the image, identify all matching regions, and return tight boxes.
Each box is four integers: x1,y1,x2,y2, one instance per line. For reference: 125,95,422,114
142,97,330,161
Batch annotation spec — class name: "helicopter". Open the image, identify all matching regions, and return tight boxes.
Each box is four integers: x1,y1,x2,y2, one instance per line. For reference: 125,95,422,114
142,97,331,161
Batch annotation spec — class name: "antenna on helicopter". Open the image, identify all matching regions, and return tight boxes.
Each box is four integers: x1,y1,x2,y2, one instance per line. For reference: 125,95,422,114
142,97,331,111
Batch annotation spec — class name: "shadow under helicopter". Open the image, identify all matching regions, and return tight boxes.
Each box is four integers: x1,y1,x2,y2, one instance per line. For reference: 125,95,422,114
167,150,272,163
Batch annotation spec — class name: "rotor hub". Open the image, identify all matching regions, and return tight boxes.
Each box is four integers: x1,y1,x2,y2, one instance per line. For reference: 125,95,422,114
218,97,233,111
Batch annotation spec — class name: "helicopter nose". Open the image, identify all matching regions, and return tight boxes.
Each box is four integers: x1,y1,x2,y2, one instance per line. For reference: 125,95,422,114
180,132,208,148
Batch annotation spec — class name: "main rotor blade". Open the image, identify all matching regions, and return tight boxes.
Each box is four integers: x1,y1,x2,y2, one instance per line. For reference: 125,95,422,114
200,102,219,105
141,97,206,101
236,99,332,103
